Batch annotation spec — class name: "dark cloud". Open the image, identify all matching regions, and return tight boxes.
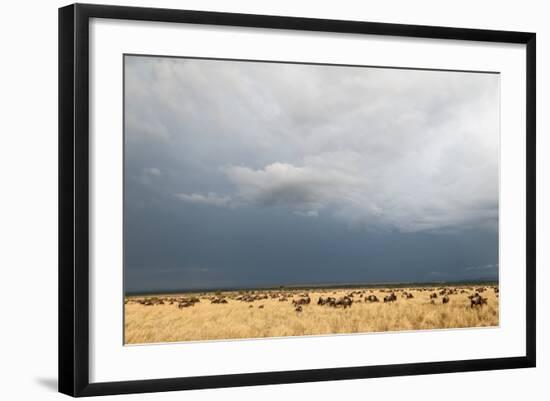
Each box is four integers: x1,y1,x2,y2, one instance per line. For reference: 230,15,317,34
124,55,499,293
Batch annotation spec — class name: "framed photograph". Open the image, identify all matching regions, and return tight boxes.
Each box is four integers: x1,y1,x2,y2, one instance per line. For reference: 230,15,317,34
58,3,536,397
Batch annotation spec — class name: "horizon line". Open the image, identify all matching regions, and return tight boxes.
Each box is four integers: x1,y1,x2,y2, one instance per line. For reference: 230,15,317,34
125,278,499,296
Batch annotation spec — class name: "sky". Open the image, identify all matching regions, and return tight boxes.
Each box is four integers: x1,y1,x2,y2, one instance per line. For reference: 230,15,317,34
124,55,500,293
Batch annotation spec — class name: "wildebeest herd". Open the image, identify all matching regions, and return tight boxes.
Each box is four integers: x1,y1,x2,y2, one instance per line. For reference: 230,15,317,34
126,285,497,311
125,284,499,344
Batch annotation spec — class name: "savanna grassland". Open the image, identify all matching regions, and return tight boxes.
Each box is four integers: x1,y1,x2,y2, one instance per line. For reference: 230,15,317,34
124,284,499,344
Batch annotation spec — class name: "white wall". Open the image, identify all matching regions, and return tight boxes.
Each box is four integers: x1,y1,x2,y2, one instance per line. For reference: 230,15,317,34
0,0,546,399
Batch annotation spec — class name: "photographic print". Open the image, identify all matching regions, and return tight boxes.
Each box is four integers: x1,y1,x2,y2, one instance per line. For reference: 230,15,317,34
123,55,500,345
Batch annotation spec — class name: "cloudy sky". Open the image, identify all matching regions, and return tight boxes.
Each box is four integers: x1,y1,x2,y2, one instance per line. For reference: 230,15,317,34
124,55,500,293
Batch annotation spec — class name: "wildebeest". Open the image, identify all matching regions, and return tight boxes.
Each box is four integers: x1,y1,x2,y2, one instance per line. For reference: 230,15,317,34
442,295,450,304
237,293,267,302
430,293,438,299
336,296,353,308
295,305,303,312
211,298,228,304
319,296,337,306
317,296,329,306
318,296,352,308
176,296,200,307
469,293,488,308
140,296,167,306
258,305,264,309
383,293,397,303
293,297,311,306
365,295,379,303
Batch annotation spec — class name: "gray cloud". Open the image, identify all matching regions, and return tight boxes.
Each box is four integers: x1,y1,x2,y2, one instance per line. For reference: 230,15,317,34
294,210,319,218
124,55,499,292
465,263,499,271
125,56,498,232
144,167,161,176
175,192,232,208
221,149,497,231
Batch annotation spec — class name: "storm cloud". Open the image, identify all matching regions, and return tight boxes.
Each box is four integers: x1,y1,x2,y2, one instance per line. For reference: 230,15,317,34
124,55,499,293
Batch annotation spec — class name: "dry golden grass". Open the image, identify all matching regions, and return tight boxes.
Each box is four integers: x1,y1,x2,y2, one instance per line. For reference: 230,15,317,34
124,285,499,344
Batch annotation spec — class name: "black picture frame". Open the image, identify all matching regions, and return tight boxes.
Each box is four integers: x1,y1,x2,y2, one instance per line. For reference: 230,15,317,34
59,3,536,397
